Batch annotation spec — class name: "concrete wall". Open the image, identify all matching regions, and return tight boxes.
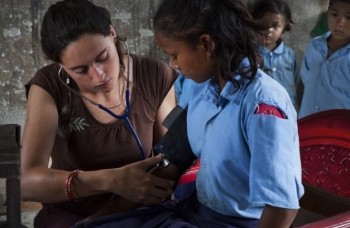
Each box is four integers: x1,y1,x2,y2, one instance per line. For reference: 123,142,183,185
0,0,329,128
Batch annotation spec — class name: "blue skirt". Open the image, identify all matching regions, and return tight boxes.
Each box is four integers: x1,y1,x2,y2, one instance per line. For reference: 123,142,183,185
72,201,195,228
73,191,259,228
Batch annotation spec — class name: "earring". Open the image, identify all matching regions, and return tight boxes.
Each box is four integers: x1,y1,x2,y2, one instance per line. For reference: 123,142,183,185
66,77,70,85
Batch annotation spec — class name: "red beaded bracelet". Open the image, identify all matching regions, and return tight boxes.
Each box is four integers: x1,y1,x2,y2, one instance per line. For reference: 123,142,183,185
65,170,82,202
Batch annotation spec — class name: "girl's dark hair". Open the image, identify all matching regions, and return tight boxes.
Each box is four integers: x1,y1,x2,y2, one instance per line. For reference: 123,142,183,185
329,0,350,7
251,0,294,32
154,0,264,83
40,0,123,66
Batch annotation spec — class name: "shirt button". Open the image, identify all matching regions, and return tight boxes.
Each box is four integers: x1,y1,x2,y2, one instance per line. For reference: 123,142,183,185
315,105,319,110
270,52,273,56
272,67,276,71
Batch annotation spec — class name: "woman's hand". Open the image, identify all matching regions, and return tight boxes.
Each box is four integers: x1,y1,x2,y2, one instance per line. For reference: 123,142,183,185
77,154,180,223
106,154,175,204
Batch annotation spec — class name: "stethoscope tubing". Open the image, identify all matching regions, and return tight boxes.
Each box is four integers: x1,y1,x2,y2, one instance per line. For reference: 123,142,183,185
57,40,146,160
97,94,145,160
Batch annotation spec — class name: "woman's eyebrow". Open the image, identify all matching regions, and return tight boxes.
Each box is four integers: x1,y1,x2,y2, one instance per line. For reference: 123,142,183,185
68,47,108,71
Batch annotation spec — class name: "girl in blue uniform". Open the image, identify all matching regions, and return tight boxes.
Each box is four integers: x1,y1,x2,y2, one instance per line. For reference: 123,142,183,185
299,0,350,118
251,0,298,110
154,0,304,227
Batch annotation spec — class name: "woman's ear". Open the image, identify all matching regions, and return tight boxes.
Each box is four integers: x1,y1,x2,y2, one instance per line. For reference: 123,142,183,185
110,25,117,38
200,34,215,59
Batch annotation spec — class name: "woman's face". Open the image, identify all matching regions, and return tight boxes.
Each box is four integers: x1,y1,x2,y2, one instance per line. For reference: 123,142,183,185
155,31,215,83
60,29,120,94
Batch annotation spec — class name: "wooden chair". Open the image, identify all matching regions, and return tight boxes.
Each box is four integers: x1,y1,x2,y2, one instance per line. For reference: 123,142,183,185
0,124,22,227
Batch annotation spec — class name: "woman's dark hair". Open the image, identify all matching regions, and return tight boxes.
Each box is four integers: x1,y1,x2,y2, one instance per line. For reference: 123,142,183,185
153,0,264,83
40,0,124,66
251,0,294,32
329,0,350,7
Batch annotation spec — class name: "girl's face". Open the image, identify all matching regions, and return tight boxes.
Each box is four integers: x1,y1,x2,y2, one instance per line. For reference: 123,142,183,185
328,1,350,44
60,29,120,95
258,12,286,51
155,32,215,83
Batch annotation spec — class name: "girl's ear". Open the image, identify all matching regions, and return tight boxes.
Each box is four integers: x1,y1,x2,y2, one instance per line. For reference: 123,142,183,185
199,34,215,59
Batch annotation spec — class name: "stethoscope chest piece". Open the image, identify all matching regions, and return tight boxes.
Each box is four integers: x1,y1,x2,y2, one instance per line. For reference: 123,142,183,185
157,157,170,169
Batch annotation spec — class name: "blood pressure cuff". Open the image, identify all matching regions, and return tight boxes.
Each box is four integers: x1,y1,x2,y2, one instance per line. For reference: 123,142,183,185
153,105,197,173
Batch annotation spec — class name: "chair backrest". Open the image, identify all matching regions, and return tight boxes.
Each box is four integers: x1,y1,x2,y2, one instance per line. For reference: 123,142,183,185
0,124,21,177
298,109,350,198
0,124,22,227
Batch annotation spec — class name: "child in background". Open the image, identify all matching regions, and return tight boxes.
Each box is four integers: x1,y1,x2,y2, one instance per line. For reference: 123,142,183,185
251,0,298,109
299,0,350,118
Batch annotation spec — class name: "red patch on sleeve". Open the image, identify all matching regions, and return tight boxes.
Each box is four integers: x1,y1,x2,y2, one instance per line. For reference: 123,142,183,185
255,104,286,119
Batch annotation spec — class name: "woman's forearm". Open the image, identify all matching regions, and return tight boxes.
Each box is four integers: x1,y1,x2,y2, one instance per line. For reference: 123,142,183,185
20,167,109,203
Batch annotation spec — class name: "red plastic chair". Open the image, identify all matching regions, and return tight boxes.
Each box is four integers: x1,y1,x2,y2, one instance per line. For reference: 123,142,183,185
295,109,350,227
298,109,350,198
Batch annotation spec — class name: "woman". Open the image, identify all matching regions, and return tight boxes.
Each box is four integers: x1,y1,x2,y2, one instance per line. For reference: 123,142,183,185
20,0,178,227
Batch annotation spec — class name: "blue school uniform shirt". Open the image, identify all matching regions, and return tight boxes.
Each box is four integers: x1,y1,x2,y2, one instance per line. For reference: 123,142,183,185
174,72,193,108
259,41,297,106
186,61,304,218
299,31,350,118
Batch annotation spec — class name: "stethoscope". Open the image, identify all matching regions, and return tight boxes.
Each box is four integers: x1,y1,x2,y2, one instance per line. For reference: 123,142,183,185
57,40,146,160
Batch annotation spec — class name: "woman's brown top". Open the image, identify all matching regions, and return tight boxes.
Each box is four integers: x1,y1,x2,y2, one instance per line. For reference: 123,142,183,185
25,54,177,216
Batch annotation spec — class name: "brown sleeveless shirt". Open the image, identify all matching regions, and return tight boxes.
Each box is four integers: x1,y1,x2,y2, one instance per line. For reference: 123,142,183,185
25,54,177,216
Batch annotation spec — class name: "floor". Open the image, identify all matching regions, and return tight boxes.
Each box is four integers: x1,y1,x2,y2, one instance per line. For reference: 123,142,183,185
0,179,41,228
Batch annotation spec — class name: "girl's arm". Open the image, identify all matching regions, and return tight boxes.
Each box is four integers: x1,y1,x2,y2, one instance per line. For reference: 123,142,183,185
153,85,177,143
258,205,298,228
